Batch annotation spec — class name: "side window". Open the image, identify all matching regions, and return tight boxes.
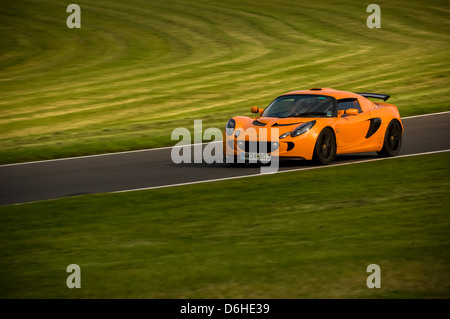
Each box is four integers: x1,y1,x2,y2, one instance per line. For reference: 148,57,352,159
337,98,362,114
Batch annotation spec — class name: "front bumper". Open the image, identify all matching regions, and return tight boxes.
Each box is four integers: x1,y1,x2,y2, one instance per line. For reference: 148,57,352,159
223,131,318,161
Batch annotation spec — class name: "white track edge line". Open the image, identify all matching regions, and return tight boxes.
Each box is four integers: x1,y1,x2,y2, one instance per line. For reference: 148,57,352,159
401,110,450,119
1,110,449,167
0,142,221,167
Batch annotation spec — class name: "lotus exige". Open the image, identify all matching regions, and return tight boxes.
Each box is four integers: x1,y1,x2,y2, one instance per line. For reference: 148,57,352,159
223,88,403,165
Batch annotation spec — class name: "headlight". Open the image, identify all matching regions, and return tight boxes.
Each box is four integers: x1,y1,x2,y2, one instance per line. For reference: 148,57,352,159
234,130,241,138
279,132,291,139
291,120,316,137
225,119,236,136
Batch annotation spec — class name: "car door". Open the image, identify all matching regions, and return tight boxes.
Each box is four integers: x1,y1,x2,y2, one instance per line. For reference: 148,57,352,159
334,98,371,152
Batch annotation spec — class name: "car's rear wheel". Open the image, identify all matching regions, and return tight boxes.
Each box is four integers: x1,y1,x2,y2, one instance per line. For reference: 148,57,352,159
377,120,402,157
313,127,336,165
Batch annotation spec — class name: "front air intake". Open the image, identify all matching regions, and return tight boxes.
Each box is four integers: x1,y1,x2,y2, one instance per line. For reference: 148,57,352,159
237,141,279,153
252,120,266,126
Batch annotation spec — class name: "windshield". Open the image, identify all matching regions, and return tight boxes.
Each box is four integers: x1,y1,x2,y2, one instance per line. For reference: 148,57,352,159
262,95,336,118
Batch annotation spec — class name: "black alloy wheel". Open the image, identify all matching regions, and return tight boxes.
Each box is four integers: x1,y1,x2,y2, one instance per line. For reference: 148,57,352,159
377,120,402,157
313,128,336,165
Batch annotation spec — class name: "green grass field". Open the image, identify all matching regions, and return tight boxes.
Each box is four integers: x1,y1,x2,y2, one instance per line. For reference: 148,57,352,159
1,153,449,298
0,0,449,163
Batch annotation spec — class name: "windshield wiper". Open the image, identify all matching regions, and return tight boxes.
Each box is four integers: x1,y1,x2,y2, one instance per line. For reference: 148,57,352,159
286,112,329,117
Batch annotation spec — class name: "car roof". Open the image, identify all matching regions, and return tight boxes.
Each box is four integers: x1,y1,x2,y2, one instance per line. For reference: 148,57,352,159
281,88,362,100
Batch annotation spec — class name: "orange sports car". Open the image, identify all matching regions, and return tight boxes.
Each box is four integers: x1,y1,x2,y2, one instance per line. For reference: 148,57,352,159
223,88,403,164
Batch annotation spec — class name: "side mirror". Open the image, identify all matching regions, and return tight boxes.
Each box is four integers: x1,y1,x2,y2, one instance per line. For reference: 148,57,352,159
345,108,359,116
250,107,264,114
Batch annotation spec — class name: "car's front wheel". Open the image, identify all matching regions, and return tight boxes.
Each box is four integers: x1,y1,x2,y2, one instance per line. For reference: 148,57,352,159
313,127,336,165
377,120,402,157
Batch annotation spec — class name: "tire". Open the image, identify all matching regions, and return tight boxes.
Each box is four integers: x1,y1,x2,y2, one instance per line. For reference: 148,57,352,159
223,155,247,166
377,120,402,157
313,127,336,165
223,155,238,166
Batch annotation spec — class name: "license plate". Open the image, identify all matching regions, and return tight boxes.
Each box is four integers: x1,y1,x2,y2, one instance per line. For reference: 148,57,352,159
243,152,271,161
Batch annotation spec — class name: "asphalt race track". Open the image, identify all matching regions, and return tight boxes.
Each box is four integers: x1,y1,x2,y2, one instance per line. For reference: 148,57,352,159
1,112,449,206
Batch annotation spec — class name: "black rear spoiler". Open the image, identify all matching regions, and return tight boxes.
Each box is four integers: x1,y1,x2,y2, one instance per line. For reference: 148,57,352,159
355,92,390,101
